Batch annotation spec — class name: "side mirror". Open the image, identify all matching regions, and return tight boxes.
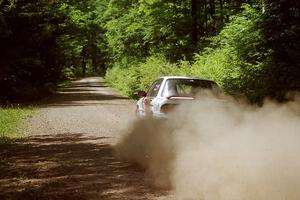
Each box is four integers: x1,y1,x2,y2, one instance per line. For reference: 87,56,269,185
137,91,147,97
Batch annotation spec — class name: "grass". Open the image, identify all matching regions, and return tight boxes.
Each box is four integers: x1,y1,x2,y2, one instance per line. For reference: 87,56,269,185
0,107,34,143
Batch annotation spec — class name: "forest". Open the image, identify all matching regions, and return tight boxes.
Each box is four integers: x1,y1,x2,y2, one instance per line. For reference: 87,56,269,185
0,0,299,103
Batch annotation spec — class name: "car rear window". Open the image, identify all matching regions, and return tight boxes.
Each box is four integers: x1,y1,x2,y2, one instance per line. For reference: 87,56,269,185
162,79,219,97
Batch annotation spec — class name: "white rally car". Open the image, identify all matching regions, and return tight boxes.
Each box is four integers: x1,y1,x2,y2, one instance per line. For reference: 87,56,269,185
136,76,220,118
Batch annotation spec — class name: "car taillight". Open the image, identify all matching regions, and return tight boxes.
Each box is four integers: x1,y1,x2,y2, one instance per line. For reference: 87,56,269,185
161,104,176,113
143,98,149,112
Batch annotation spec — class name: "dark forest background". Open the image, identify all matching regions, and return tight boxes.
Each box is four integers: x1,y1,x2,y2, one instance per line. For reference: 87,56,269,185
0,0,299,103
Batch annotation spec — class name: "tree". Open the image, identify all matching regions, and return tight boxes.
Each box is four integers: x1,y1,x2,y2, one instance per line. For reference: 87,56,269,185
262,0,300,99
0,0,110,103
0,0,63,102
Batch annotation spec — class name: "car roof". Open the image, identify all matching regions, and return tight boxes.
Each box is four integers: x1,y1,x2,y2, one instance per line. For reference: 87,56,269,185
160,76,215,82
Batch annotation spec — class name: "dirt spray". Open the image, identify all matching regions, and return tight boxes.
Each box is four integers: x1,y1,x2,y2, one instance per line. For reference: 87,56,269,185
115,95,300,200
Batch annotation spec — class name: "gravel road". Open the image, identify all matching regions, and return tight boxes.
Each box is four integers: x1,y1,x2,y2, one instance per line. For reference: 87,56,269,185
25,77,135,142
0,77,171,200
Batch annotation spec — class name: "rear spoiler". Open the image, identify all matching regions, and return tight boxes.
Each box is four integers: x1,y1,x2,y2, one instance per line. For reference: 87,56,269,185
167,96,195,100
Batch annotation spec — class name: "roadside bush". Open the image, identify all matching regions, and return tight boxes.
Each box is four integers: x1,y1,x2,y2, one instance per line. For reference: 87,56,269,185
106,55,189,98
138,55,182,90
105,58,141,98
62,66,78,80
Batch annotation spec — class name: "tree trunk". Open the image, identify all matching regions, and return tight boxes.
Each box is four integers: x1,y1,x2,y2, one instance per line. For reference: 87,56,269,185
81,59,86,76
204,0,207,35
191,0,200,45
210,0,216,33
90,31,98,73
81,46,88,76
219,0,223,24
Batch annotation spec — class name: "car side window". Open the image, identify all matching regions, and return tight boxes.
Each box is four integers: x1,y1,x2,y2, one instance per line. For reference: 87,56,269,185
148,79,163,97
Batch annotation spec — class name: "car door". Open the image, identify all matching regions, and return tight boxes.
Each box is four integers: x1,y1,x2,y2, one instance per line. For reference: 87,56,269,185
145,78,163,115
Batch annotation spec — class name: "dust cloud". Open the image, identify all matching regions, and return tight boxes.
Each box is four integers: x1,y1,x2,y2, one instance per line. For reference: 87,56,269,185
114,94,300,200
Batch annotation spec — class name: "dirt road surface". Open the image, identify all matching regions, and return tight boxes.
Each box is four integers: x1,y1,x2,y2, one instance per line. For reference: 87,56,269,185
0,77,171,200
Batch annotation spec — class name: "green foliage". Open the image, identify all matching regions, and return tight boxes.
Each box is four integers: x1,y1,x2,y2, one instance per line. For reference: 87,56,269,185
138,56,180,89
191,5,271,102
106,55,187,98
0,0,110,103
108,6,269,101
104,1,281,102
105,5,276,102
104,0,194,62
1,0,299,103
0,107,34,142
56,0,109,77
62,66,81,80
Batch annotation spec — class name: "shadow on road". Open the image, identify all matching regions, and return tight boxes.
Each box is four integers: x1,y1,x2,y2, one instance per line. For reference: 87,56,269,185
63,81,108,88
0,78,163,199
40,78,130,107
0,134,166,200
